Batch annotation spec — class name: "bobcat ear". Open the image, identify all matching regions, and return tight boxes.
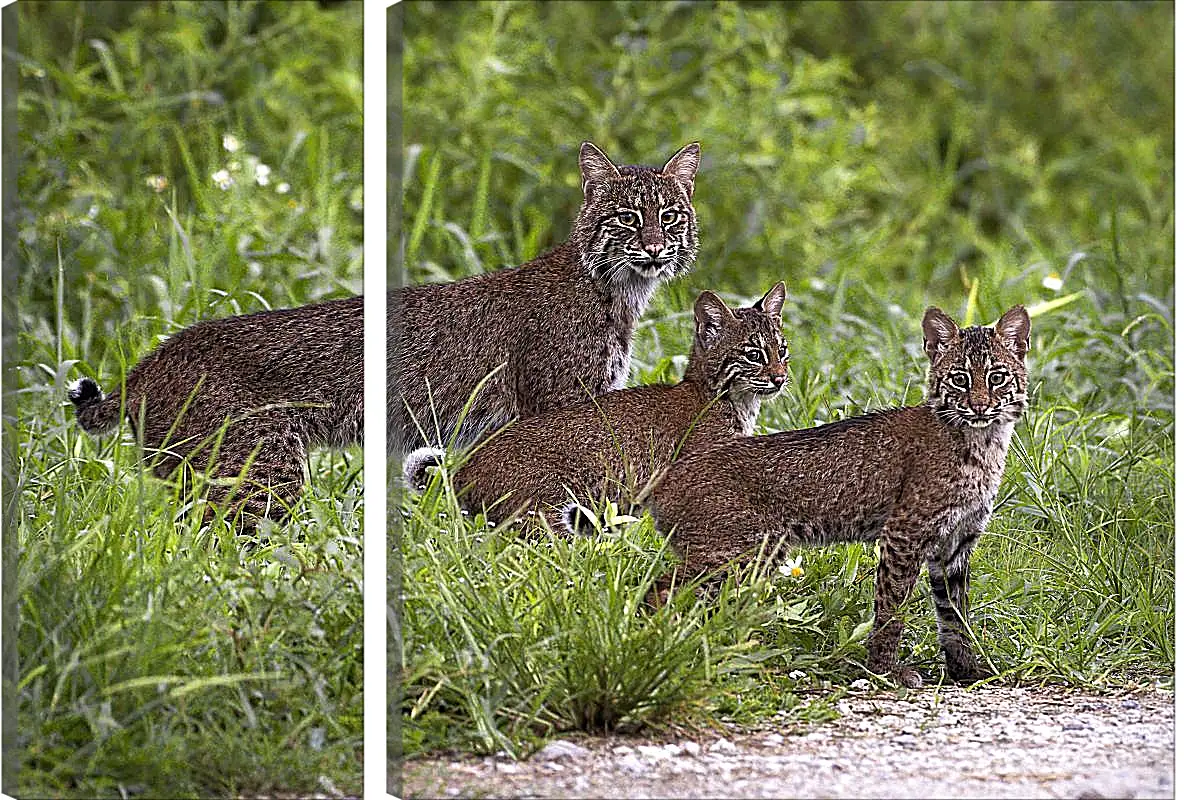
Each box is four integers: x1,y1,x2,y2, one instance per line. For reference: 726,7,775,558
922,306,960,362
662,142,701,197
580,141,621,195
755,281,786,318
694,290,736,344
994,304,1031,359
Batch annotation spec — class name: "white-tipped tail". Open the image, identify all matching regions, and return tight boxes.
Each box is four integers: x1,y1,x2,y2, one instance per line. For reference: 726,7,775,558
403,446,446,492
561,501,591,535
67,376,122,434
66,377,99,404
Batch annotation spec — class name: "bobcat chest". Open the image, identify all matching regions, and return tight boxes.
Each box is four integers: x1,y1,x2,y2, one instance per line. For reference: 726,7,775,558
599,308,636,391
955,424,1014,508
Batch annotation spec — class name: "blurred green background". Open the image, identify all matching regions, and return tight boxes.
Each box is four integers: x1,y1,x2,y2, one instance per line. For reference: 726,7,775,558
15,0,362,366
401,0,1172,412
11,1,363,795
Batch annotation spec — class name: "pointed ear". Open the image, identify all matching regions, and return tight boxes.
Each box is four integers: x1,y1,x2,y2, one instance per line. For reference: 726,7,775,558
579,141,621,195
661,142,700,196
994,305,1031,359
693,290,735,345
755,281,786,318
922,306,960,362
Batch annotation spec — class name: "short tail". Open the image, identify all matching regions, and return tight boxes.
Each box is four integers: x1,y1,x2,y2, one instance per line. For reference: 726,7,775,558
403,446,446,492
560,502,591,536
67,377,122,434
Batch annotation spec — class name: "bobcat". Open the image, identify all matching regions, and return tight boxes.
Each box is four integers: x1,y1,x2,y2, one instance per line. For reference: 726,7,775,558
69,296,362,526
404,283,788,532
390,141,701,458
645,305,1031,687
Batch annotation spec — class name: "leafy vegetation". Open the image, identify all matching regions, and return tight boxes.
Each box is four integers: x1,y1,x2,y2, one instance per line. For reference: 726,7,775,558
398,0,1173,757
10,1,362,795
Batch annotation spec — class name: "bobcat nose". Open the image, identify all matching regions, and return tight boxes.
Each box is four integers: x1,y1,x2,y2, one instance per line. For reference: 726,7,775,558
770,373,786,388
642,241,664,259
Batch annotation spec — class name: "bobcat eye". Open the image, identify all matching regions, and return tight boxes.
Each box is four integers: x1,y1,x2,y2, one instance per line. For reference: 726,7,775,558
616,210,639,227
744,348,765,364
948,372,970,390
988,371,1009,389
659,209,679,225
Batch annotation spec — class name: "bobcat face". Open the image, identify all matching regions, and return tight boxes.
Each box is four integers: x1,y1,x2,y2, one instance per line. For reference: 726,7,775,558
693,282,789,399
571,142,700,286
923,305,1030,428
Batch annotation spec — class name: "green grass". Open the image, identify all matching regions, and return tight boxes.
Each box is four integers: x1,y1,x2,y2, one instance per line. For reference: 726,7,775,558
398,0,1173,758
10,2,362,795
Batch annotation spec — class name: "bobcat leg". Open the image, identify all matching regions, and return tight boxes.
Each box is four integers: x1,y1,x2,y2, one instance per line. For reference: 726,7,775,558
928,513,991,683
868,519,931,688
203,419,308,530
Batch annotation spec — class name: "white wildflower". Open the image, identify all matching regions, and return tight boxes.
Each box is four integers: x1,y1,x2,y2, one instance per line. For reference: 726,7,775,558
211,169,234,190
276,182,291,195
778,554,805,579
222,133,241,153
254,163,271,186
1042,273,1064,292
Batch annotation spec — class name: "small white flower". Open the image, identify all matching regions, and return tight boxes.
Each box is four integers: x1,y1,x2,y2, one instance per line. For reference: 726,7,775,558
254,163,271,186
145,174,169,193
87,205,99,219
778,554,805,579
211,169,234,190
276,182,291,195
222,133,241,153
1041,273,1064,292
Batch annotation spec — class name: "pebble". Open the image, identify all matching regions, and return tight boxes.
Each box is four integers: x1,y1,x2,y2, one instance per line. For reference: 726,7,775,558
618,754,646,774
850,678,873,691
637,744,672,760
536,739,590,761
709,737,738,754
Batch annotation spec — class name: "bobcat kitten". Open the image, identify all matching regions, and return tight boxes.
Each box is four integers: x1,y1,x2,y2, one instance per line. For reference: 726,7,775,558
646,305,1031,687
69,296,362,526
390,141,701,458
404,283,788,531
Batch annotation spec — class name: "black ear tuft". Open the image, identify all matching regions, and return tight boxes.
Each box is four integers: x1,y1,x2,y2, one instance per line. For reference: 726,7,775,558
661,142,701,196
579,141,621,195
995,305,1031,359
755,281,786,318
693,290,736,345
921,306,960,362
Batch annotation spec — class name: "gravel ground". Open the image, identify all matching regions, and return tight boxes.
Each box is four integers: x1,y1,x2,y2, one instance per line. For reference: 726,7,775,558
401,686,1173,799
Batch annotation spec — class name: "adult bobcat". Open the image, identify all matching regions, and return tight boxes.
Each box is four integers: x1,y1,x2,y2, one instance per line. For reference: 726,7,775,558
390,141,701,457
646,305,1031,687
404,283,788,531
69,296,362,526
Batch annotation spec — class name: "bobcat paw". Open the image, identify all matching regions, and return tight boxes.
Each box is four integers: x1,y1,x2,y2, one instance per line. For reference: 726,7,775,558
947,663,994,686
892,667,923,689
867,660,924,689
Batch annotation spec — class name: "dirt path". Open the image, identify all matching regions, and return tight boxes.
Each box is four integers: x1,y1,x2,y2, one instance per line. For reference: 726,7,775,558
401,686,1173,799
